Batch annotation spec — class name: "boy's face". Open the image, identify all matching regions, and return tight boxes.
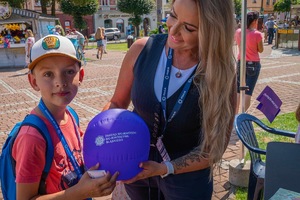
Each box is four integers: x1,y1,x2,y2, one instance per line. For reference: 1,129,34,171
28,55,84,109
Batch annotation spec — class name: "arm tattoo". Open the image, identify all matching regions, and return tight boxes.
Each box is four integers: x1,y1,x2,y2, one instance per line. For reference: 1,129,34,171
172,146,202,170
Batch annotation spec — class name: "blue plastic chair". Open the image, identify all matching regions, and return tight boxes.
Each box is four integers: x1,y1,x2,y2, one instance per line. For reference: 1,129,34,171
234,113,295,200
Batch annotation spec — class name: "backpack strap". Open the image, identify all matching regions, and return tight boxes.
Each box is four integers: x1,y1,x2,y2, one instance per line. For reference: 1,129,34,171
21,107,79,194
67,106,79,126
22,115,54,194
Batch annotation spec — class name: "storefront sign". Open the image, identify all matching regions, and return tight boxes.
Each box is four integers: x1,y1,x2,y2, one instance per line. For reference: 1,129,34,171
0,2,12,20
278,29,287,34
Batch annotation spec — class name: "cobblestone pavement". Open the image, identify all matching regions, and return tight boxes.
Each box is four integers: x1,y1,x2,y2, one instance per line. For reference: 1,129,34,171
0,43,299,200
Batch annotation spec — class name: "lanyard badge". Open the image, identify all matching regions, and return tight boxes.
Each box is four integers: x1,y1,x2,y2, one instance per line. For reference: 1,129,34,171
156,48,197,161
156,136,171,161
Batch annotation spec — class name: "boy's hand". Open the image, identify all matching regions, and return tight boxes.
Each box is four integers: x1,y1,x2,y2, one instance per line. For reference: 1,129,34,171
70,163,119,199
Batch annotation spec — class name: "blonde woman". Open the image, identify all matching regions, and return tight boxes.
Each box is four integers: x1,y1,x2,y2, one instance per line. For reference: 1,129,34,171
103,0,236,199
24,29,35,68
95,27,104,59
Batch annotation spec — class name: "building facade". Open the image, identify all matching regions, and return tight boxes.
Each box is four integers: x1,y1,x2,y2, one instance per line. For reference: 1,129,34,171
95,0,158,38
24,0,173,38
247,0,277,15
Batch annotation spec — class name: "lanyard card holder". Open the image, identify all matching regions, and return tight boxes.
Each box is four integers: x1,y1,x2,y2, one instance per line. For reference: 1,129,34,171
156,136,171,162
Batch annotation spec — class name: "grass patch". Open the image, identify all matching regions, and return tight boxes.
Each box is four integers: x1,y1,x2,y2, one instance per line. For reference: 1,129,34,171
235,187,248,199
235,112,297,200
243,112,297,162
85,42,128,51
106,42,128,51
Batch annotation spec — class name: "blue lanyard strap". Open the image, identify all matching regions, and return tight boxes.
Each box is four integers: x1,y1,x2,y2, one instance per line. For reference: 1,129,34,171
38,99,82,179
160,48,196,134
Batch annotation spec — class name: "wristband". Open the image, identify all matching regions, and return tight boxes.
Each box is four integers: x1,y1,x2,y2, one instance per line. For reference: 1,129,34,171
160,161,174,178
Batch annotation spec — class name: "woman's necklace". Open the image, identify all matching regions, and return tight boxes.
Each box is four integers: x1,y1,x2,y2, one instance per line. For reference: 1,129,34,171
175,70,182,78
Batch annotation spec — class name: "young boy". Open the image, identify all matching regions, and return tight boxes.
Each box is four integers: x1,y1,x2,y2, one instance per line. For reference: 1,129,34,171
12,35,118,199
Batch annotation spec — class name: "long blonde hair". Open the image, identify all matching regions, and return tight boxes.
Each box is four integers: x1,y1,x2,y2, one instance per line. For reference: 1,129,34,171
190,0,236,169
95,27,104,40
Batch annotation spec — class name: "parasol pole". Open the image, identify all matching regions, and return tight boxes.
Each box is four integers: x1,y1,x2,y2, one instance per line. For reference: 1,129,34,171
239,0,248,162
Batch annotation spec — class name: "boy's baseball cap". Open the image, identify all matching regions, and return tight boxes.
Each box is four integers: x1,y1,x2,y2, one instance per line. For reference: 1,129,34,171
28,34,81,70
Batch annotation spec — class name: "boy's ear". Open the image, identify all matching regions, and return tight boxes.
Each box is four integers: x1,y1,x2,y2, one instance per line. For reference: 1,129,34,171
28,73,40,91
79,68,84,83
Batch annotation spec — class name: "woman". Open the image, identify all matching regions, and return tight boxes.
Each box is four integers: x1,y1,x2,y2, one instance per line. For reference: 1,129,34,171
102,27,108,54
95,27,104,59
235,11,264,113
103,0,236,199
24,29,35,68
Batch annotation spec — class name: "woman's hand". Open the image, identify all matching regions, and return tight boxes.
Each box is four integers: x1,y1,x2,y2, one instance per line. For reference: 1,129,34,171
122,161,167,184
69,163,119,199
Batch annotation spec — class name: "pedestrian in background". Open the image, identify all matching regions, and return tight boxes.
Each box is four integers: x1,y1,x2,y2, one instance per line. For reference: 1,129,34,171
95,27,104,59
24,29,35,68
72,28,85,54
265,16,277,45
102,27,108,54
103,0,236,199
158,22,165,34
53,25,63,36
235,11,264,112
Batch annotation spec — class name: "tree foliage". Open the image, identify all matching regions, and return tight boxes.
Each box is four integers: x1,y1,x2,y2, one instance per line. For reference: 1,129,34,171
274,0,292,14
61,0,98,30
117,0,155,37
233,0,242,18
4,0,26,9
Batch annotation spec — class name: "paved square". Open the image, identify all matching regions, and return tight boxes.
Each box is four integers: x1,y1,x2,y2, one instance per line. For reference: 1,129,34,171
0,44,299,200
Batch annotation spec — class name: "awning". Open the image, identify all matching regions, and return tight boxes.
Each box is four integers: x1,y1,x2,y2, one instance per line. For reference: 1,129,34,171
12,8,39,19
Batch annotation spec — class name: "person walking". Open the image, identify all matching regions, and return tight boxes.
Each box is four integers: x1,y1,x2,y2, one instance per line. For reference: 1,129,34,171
265,16,277,45
71,28,85,54
158,22,165,34
103,0,236,199
95,27,104,59
102,27,108,54
24,29,35,68
235,11,264,112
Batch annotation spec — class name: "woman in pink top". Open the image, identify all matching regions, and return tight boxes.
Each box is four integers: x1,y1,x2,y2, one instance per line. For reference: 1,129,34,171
235,11,264,112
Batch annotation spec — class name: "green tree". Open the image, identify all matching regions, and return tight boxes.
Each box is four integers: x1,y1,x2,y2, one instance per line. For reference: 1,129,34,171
233,0,242,18
5,0,51,14
274,0,292,19
117,0,155,37
60,0,98,30
4,0,25,8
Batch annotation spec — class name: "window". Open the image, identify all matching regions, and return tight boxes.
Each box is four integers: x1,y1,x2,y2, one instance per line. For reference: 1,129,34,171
35,0,41,6
101,0,109,6
104,19,112,28
252,0,256,3
272,0,276,5
266,0,270,5
116,18,124,33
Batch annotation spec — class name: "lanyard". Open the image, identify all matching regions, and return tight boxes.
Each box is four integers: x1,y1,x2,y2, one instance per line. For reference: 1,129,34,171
38,99,83,179
160,48,196,134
